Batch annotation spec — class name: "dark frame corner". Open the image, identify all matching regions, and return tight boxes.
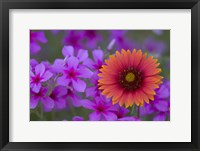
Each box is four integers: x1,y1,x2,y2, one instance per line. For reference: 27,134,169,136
0,0,200,151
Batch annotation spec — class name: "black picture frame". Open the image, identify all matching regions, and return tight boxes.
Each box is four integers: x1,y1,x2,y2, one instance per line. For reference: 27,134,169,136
0,0,199,151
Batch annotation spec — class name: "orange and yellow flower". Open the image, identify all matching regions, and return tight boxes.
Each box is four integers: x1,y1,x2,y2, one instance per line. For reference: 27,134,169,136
98,49,163,108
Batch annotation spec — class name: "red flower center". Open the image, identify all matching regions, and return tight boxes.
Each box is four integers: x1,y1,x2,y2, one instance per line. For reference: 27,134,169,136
96,104,105,112
118,67,143,91
117,113,123,118
69,71,76,78
33,75,41,84
50,93,56,100
66,68,77,79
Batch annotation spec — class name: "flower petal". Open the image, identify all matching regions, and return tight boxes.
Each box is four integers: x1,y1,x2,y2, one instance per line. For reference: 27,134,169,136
30,70,34,77
41,71,53,82
82,58,95,70
72,116,84,121
31,83,41,93
69,93,82,107
119,107,129,116
153,112,166,121
35,32,47,43
57,76,70,86
86,86,96,97
30,97,39,109
62,46,74,58
52,59,65,73
89,112,101,121
72,79,86,92
77,66,93,78
35,63,45,76
140,104,156,116
154,100,169,112
92,49,104,63
81,99,96,110
67,56,79,69
156,83,170,99
30,41,41,54
41,96,54,109
52,86,68,97
77,49,88,62
55,99,66,109
103,112,117,121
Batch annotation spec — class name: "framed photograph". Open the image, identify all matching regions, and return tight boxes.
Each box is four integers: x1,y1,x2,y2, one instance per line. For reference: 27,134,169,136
0,0,199,151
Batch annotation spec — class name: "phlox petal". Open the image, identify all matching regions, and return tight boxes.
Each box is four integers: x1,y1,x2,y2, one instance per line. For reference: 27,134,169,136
89,112,101,121
72,79,86,92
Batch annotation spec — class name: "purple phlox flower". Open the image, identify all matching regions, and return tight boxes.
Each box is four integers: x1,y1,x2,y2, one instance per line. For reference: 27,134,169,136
30,63,53,93
30,59,38,68
85,73,101,98
62,45,89,63
30,87,54,109
109,30,140,50
56,56,93,92
52,45,89,74
52,59,66,73
72,116,84,121
152,30,164,35
81,97,118,121
62,31,83,50
153,82,170,121
47,86,68,111
112,105,141,121
67,87,82,107
114,105,129,119
83,49,104,72
30,31,47,54
140,81,170,121
143,37,166,57
82,30,102,50
30,59,38,72
41,61,52,71
140,105,155,117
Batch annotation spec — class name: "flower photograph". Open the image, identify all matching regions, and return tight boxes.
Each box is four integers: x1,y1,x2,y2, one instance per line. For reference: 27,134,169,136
30,30,170,121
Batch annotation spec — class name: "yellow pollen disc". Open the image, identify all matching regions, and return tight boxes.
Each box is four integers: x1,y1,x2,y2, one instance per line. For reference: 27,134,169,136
125,72,135,82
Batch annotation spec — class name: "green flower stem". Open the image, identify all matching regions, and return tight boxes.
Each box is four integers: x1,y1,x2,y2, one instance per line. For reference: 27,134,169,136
40,103,44,120
137,106,140,118
32,110,41,119
130,104,136,115
47,73,61,96
69,104,76,117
